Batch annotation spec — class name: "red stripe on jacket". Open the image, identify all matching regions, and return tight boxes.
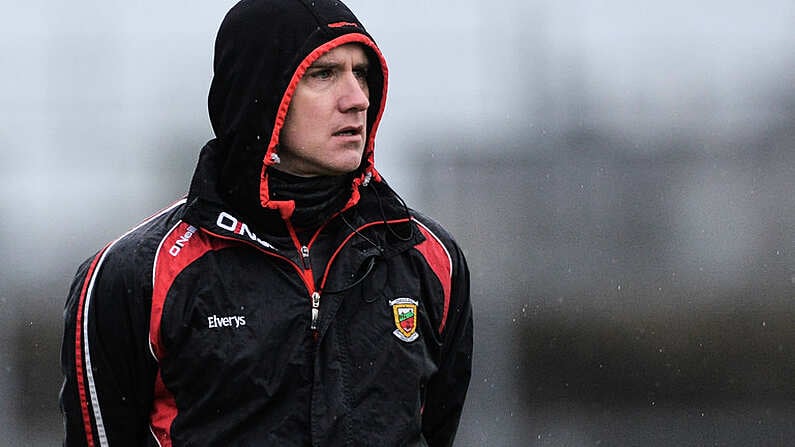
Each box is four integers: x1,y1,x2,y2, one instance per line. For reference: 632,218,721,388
148,222,233,446
74,247,110,447
413,221,453,334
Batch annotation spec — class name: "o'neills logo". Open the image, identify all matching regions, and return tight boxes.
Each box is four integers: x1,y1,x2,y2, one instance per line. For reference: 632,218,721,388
389,297,419,342
216,212,276,250
169,225,198,257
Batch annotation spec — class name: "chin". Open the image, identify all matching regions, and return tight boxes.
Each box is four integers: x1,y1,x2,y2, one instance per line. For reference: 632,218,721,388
333,155,365,174
330,164,361,176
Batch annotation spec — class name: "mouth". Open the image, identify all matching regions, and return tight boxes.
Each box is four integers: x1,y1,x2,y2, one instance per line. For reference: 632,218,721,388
333,125,364,137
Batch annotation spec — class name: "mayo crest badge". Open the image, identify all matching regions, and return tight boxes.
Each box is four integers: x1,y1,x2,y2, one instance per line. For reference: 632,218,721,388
389,297,419,342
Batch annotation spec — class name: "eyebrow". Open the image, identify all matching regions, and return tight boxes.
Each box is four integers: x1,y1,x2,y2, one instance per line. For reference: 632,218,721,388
308,57,369,70
307,61,340,70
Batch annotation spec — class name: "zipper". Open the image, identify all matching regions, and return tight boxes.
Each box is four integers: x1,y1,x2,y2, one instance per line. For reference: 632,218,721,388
287,222,322,338
206,216,413,341
310,291,321,331
301,245,321,333
300,245,310,269
201,225,322,338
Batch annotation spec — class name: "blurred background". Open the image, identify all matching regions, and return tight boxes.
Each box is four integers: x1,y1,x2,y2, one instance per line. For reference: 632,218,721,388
1,0,793,445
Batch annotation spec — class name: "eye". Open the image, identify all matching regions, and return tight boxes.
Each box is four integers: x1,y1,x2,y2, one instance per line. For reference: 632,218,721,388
353,67,369,80
310,69,334,80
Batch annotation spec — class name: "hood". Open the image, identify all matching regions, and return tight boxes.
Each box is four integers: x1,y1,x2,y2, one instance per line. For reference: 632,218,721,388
208,0,388,220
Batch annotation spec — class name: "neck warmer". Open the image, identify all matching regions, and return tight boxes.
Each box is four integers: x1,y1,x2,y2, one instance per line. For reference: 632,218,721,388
268,168,354,230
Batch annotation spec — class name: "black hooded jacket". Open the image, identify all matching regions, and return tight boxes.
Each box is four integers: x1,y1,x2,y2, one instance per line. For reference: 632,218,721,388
60,1,472,446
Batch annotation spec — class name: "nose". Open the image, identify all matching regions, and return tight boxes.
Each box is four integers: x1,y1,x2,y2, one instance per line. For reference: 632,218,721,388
338,71,369,113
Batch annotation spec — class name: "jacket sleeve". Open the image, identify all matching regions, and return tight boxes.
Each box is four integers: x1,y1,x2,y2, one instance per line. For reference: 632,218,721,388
421,237,473,447
60,244,158,446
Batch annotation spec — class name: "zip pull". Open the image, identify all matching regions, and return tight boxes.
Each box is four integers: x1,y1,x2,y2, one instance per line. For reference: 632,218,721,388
300,245,310,269
310,291,321,331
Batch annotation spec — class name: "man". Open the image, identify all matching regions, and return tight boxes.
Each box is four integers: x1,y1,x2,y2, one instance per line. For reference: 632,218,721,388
60,0,472,446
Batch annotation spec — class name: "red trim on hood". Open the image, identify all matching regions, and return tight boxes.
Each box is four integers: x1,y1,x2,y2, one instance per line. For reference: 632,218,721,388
328,21,359,28
259,32,389,218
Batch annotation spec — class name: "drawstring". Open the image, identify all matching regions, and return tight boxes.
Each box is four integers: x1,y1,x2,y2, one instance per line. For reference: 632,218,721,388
372,181,414,242
340,212,383,253
323,212,383,295
324,180,414,295
323,256,376,295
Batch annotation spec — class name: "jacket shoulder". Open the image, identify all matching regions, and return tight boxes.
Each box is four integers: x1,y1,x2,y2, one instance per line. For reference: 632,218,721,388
61,201,186,446
409,209,464,260
86,199,188,295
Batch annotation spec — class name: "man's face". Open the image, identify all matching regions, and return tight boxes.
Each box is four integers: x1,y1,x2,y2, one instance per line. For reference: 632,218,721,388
277,43,370,177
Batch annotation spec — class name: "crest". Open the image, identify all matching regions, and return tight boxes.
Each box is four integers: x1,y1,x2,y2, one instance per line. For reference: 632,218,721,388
389,297,419,342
